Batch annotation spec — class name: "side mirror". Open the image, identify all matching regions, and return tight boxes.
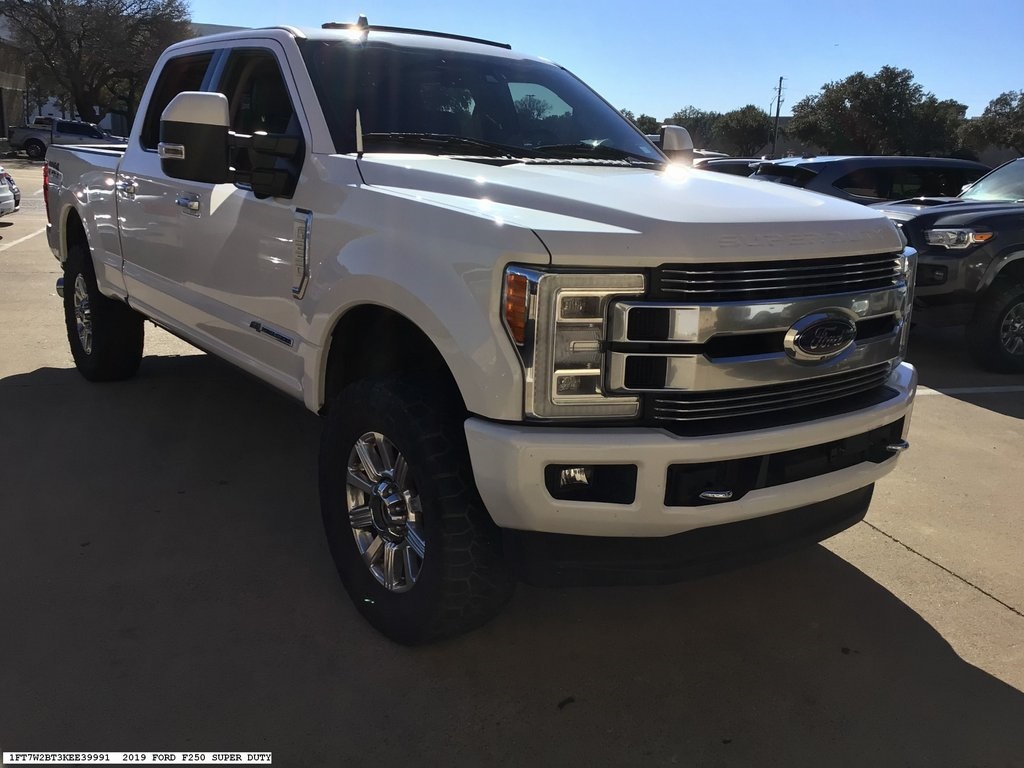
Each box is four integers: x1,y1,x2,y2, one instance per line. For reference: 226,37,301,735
660,124,695,164
960,182,974,194
159,90,304,198
159,91,231,184
661,125,694,152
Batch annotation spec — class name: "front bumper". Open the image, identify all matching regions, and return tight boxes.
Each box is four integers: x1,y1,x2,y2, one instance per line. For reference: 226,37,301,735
465,363,916,537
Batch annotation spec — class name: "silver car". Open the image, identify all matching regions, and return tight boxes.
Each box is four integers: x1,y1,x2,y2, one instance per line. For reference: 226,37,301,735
0,165,19,217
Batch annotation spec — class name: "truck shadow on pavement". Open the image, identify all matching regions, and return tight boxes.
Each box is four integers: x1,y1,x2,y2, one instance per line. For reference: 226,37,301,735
908,325,1024,419
2,355,1023,766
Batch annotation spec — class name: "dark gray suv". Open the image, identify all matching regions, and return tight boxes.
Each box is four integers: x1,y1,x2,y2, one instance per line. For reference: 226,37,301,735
751,155,990,204
874,158,1024,372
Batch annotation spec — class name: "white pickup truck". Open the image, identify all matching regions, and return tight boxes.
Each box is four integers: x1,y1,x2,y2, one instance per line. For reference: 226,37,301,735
45,19,917,643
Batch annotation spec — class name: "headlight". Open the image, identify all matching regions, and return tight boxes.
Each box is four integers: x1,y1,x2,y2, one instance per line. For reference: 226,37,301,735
503,267,644,419
898,247,917,360
924,228,993,249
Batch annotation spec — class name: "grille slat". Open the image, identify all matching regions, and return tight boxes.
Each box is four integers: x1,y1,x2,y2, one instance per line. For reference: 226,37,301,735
661,266,897,286
651,363,891,423
654,253,901,302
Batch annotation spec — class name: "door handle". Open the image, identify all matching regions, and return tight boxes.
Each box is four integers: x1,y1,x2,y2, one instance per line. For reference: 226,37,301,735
115,179,137,199
175,193,201,216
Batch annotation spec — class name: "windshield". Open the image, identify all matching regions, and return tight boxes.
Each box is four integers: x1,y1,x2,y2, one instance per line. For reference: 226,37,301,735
961,159,1024,202
300,39,663,163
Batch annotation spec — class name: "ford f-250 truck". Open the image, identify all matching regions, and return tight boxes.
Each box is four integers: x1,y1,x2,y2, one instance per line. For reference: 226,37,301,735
873,158,1024,372
45,19,917,643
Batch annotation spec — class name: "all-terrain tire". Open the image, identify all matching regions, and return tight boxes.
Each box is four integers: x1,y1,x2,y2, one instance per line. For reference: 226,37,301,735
967,279,1024,373
63,243,144,381
24,140,46,160
319,376,514,644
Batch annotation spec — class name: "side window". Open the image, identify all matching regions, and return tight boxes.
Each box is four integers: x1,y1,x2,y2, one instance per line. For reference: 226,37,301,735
889,168,927,198
833,168,887,200
141,52,215,149
217,48,297,136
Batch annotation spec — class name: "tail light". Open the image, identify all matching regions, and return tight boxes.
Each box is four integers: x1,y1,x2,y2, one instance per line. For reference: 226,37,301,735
42,163,50,224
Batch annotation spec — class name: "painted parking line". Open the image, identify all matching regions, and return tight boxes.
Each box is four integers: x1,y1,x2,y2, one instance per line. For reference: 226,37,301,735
0,227,46,252
917,385,1024,396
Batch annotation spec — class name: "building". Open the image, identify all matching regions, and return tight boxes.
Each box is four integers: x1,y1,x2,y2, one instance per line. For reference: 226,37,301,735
0,18,27,140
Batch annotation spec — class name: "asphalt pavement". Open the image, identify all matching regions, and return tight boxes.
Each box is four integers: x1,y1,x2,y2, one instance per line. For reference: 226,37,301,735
1,156,1023,767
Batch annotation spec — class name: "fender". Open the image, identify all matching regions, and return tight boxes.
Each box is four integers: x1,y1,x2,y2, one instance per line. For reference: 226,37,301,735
980,248,1024,291
299,184,551,421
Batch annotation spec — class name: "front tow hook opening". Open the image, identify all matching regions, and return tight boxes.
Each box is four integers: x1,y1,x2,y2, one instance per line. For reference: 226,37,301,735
55,277,64,298
886,439,910,454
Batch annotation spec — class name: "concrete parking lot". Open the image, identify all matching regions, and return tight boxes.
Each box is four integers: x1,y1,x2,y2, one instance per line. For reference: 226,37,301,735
2,156,1023,766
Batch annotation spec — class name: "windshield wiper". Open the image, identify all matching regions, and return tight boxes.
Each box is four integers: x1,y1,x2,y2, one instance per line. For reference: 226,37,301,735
533,142,664,166
360,132,538,158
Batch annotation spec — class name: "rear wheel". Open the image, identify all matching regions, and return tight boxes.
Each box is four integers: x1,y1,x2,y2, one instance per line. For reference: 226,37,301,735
967,279,1024,373
319,376,513,644
63,243,144,381
24,140,46,160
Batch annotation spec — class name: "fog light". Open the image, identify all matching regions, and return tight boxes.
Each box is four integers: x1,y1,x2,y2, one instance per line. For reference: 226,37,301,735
545,464,638,504
916,265,947,287
556,372,601,397
560,466,593,487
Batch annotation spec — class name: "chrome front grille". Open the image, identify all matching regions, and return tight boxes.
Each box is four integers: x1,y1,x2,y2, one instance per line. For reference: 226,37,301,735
652,253,902,302
650,362,893,425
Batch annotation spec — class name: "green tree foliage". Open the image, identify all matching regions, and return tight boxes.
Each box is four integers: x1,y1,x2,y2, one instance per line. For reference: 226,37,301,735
790,66,968,156
2,0,192,124
621,110,661,134
974,91,1024,154
666,105,722,149
716,105,772,156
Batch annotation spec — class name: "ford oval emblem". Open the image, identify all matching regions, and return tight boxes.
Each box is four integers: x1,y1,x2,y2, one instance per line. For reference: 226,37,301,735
784,313,857,362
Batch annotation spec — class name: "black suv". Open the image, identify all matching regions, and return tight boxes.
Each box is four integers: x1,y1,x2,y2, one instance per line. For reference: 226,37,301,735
873,158,1024,372
751,155,990,204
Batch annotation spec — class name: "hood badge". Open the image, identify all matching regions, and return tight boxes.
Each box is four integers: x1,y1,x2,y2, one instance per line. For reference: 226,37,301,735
784,312,857,363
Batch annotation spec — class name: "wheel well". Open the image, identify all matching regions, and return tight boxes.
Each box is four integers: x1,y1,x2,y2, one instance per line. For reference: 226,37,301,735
323,306,465,413
63,208,87,260
997,257,1024,284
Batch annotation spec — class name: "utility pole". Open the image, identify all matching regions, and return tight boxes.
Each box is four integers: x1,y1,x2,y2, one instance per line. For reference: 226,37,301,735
771,76,785,159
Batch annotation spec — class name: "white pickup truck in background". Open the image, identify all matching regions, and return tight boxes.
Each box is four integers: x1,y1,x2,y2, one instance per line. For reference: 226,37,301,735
45,18,917,643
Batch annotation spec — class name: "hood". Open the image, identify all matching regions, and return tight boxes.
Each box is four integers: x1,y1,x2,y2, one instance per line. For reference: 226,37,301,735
355,155,903,267
874,198,1024,226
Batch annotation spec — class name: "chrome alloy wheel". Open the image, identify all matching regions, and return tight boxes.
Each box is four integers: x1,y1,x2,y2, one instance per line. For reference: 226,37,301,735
346,432,425,593
1000,301,1024,356
73,274,93,354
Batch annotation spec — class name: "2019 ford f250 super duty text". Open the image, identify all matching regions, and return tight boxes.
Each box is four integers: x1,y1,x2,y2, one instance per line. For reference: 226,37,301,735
45,19,917,643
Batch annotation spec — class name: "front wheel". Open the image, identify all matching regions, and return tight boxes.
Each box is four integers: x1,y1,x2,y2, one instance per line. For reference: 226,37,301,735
967,279,1024,373
319,376,513,644
63,244,144,381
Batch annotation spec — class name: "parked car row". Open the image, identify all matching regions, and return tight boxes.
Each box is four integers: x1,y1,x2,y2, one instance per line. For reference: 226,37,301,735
694,153,991,204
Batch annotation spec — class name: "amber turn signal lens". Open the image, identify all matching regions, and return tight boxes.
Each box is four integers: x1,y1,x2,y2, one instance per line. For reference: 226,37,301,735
504,272,530,345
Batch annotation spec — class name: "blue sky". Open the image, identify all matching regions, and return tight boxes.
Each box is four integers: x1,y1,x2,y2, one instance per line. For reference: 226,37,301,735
187,0,1023,119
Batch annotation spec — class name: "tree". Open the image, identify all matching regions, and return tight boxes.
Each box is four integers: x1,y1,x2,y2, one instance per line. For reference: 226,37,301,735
515,95,552,123
1,0,192,124
621,110,660,134
716,105,772,156
789,66,968,156
665,106,722,149
974,91,1024,154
